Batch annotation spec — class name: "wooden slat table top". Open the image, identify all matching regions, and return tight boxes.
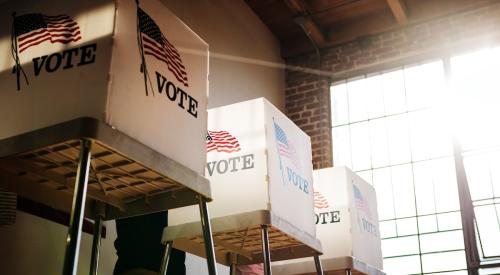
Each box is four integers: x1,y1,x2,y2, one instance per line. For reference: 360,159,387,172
0,117,211,220
163,210,323,266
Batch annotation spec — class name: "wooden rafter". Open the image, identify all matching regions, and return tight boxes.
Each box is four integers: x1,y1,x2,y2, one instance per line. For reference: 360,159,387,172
386,0,408,25
284,0,325,47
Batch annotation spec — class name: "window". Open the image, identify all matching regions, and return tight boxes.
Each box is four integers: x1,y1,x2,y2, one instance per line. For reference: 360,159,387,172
331,50,500,274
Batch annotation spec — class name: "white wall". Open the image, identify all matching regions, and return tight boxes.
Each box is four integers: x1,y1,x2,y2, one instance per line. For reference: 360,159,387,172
162,0,285,110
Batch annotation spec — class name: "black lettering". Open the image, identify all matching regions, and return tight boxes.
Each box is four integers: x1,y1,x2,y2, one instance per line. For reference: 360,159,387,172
228,156,241,172
216,159,228,174
187,95,198,118
156,71,167,94
32,55,48,76
241,154,254,170
331,211,340,223
177,87,188,109
166,82,177,101
319,212,328,224
78,43,96,66
45,53,62,73
62,48,79,69
206,161,217,176
315,213,319,224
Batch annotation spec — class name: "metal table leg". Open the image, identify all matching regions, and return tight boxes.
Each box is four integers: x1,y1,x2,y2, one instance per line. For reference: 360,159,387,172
229,253,237,275
199,196,218,275
62,139,92,275
89,214,103,275
314,255,324,275
159,241,173,275
261,225,272,275
345,269,352,275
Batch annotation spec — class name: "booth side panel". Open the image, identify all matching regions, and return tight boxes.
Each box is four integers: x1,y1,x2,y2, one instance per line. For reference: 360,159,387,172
107,0,209,175
264,98,316,238
346,169,383,270
314,167,353,258
0,0,115,139
169,99,269,225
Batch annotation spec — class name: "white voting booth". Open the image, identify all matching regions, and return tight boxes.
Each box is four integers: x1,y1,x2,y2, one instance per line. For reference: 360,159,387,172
166,98,323,274
0,0,208,175
273,166,384,275
0,1,219,274
170,97,315,235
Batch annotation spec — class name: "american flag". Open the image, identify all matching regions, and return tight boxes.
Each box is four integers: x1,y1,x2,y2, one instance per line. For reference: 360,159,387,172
353,184,372,219
206,130,241,153
138,8,189,87
314,191,329,209
14,13,81,53
274,122,300,169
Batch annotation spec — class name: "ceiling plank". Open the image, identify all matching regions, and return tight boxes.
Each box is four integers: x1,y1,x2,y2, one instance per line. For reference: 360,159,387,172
386,0,408,25
284,0,326,47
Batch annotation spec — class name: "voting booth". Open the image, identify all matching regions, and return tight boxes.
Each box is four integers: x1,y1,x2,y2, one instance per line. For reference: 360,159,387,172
273,166,384,275
0,1,218,274
165,98,323,275
0,0,208,175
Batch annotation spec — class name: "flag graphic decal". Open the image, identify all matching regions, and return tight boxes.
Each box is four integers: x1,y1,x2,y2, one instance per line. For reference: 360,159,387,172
273,122,300,169
207,131,241,153
14,13,82,53
138,8,189,87
353,184,372,219
314,191,329,209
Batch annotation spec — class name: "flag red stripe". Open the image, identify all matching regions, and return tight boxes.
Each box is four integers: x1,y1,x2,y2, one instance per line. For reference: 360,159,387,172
19,31,81,48
19,35,81,53
142,38,189,83
143,36,187,75
143,47,188,84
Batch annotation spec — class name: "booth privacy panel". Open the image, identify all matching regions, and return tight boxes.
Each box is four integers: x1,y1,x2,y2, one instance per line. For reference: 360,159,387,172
0,0,209,175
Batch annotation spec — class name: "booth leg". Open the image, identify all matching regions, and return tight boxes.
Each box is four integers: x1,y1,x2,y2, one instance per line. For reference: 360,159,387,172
62,139,92,275
261,225,272,275
314,255,324,275
199,196,218,275
159,241,173,275
229,263,237,275
89,215,103,275
345,269,352,275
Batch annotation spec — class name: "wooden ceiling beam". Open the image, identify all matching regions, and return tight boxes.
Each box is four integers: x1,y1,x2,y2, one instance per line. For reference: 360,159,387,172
284,0,326,47
386,0,408,25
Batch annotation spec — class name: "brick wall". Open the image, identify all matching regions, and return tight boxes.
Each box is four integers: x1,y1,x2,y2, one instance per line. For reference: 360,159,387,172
285,1,500,169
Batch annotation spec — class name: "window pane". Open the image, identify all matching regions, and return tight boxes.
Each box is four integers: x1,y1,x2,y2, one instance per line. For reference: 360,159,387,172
421,251,467,273
437,212,462,231
365,74,385,119
382,69,407,115
464,154,492,201
350,122,371,171
420,231,464,253
369,118,389,168
331,82,349,126
392,164,416,218
382,236,420,257
386,114,411,165
404,61,446,111
432,158,460,212
475,204,500,257
384,255,422,275
347,78,369,122
332,126,352,168
419,215,438,233
373,167,395,220
396,217,418,236
408,109,452,161
380,220,397,238
414,161,437,215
